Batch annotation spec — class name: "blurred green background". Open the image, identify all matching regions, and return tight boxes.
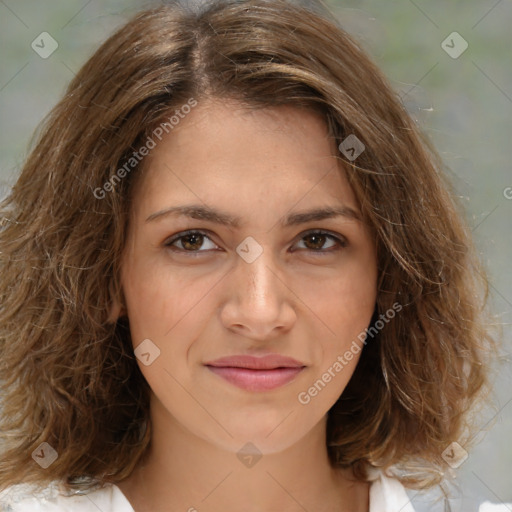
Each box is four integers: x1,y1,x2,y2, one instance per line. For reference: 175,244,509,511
0,1,511,510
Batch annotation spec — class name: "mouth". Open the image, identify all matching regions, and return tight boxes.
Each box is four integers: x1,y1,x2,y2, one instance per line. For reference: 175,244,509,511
204,354,306,392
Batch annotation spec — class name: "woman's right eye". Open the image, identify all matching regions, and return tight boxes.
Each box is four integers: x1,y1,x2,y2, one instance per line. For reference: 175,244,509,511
164,230,218,253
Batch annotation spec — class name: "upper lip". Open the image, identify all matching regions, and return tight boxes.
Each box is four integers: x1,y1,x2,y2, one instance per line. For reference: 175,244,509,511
204,355,305,370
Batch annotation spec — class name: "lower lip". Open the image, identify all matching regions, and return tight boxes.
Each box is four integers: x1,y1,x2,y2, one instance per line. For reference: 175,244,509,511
206,366,304,391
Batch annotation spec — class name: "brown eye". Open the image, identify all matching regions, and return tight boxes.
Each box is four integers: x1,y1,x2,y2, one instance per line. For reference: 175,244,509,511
164,230,218,252
179,233,205,251
303,233,329,250
294,230,347,253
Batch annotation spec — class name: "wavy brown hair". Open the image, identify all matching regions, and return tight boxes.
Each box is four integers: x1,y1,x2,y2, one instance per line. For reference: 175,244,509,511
0,0,494,495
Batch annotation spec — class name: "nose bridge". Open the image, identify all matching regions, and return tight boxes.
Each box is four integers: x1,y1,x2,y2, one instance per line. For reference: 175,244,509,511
220,238,296,339
236,243,280,307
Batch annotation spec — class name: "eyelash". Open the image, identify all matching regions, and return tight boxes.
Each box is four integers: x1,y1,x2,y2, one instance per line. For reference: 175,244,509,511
163,229,347,256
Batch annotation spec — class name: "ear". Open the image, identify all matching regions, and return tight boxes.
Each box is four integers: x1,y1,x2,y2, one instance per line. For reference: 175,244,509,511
107,299,127,323
107,280,128,323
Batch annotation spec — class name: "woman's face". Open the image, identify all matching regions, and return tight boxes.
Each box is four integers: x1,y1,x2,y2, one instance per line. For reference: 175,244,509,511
120,98,377,454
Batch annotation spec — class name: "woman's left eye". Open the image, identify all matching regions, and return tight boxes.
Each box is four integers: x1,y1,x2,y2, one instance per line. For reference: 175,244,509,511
293,230,347,253
163,229,347,254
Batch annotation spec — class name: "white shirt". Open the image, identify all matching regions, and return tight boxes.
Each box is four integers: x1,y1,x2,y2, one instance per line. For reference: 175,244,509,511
1,469,415,512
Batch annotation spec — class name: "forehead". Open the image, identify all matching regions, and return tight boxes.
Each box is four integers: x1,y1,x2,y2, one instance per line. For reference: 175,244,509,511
131,98,359,224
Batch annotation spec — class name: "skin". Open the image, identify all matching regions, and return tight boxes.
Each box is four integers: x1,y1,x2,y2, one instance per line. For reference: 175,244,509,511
115,98,378,512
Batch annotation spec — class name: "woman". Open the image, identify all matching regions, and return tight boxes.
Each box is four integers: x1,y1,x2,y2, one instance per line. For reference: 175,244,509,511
0,0,494,510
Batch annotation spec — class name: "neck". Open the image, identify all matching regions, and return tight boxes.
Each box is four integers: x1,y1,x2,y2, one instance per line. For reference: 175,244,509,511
117,395,369,512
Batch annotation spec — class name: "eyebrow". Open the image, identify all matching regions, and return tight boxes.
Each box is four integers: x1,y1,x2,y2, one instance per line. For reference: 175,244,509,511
145,203,361,227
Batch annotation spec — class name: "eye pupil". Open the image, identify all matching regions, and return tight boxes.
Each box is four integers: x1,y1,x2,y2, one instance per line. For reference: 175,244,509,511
304,234,326,250
182,233,203,251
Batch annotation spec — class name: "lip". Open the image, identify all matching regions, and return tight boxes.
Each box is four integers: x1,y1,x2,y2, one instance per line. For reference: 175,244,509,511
205,354,305,370
204,355,306,392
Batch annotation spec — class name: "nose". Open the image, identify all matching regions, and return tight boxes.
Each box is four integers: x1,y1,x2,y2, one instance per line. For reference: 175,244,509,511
219,248,296,341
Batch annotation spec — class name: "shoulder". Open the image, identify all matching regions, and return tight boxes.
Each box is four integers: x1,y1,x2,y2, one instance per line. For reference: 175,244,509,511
478,502,512,511
0,481,133,512
367,468,415,512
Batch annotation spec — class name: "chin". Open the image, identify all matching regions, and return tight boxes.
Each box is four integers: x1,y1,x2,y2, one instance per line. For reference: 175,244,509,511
201,416,311,456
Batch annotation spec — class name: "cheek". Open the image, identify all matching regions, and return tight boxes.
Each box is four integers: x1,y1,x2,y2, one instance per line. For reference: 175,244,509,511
297,251,377,339
121,256,224,369
297,251,377,394
122,270,173,344
121,262,205,392
294,262,376,409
